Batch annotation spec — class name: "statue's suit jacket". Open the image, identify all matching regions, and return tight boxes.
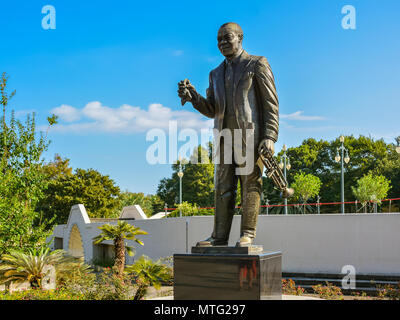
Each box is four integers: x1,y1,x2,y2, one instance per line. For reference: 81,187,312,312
192,50,279,160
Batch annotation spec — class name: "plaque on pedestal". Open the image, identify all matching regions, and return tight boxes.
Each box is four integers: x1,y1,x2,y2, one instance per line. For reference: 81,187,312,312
174,248,282,300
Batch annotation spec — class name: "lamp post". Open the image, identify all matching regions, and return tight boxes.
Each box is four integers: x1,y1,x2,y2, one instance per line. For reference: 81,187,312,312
396,140,400,155
334,135,350,214
177,156,184,217
279,144,291,215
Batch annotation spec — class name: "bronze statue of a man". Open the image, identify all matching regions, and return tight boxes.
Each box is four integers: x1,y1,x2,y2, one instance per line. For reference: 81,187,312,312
178,22,279,247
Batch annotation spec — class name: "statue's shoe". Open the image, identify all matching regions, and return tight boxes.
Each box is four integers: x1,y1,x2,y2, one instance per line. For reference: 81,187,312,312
196,237,228,247
235,235,253,247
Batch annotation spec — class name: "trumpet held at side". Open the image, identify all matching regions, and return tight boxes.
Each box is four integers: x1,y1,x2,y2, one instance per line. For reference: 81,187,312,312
259,146,294,199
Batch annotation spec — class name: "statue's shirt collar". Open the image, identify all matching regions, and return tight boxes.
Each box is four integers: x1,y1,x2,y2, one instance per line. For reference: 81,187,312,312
225,49,244,67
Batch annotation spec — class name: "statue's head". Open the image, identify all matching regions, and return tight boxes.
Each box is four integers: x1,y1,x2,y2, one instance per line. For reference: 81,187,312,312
217,22,243,58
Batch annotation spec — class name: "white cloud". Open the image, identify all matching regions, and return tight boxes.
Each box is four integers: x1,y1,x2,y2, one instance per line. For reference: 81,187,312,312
52,104,81,122
281,111,325,121
14,109,37,117
49,104,326,135
50,101,213,134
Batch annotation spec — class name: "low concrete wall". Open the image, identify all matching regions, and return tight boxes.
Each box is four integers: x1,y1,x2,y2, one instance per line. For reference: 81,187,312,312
132,213,400,276
50,206,400,276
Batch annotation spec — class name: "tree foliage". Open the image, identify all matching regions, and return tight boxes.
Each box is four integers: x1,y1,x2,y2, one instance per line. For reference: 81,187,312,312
116,191,164,217
38,156,121,224
0,72,56,254
352,173,391,212
277,136,399,213
292,172,322,203
155,136,399,214
157,145,215,208
168,201,214,217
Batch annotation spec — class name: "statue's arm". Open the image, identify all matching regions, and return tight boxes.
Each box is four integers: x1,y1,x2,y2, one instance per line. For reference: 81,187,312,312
254,57,279,143
191,72,216,119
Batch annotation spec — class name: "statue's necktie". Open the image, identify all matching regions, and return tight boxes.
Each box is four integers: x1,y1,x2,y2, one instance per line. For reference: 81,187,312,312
226,60,233,82
225,61,234,117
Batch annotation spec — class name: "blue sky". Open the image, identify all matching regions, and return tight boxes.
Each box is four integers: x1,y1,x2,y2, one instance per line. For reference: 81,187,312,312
1,0,400,195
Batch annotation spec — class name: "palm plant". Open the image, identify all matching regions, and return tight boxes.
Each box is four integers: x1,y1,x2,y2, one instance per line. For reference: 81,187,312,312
56,257,92,287
0,248,77,289
93,221,147,276
125,255,172,300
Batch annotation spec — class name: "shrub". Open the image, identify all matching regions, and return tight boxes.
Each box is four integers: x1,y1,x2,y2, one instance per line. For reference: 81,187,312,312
281,279,304,296
312,282,344,300
351,291,369,300
376,282,400,300
60,267,134,300
0,248,84,289
0,288,85,300
169,201,214,217
125,255,173,300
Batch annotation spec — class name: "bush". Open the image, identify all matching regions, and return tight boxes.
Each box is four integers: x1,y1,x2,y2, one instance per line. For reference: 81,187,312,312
0,288,85,300
60,267,134,300
125,256,173,300
351,291,370,300
376,282,400,300
169,201,214,217
281,279,304,296
312,282,344,300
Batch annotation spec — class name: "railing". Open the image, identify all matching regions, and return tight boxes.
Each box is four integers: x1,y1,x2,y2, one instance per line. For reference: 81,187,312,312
163,197,400,215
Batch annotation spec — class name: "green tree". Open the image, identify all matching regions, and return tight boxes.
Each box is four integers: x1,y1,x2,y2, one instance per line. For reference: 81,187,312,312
38,161,121,224
42,153,73,179
0,72,57,254
291,172,321,214
93,221,147,276
372,139,400,202
125,255,172,300
351,173,391,213
280,136,396,213
116,192,164,217
168,201,214,217
157,145,214,208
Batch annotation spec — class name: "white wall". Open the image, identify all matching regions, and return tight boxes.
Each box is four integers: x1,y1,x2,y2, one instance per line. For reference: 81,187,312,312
130,213,400,276
51,206,400,276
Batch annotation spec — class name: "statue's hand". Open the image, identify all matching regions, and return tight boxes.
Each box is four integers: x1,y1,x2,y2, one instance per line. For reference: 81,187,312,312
178,79,198,105
258,138,275,156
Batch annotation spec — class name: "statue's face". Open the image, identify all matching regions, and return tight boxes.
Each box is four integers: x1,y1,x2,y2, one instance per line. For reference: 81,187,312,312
217,27,242,58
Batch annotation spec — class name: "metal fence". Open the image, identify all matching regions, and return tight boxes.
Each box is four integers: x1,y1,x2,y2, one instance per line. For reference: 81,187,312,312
164,197,400,215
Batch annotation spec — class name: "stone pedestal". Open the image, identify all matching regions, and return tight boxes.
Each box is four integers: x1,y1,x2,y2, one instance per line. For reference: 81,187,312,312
174,248,282,300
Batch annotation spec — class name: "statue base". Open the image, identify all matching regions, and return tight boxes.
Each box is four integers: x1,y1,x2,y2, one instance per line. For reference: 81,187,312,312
191,245,263,254
173,248,282,300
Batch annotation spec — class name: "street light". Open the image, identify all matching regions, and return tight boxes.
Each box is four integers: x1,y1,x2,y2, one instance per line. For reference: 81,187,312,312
278,144,291,215
177,156,184,218
334,135,350,214
396,140,400,155
396,137,400,154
